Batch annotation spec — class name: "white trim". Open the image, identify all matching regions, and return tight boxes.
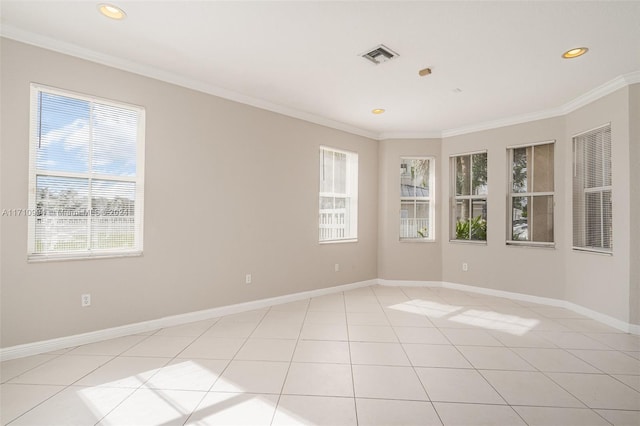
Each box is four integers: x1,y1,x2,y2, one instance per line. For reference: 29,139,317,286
506,139,556,150
2,277,639,361
378,279,638,334
4,27,638,142
0,279,375,361
1,26,378,141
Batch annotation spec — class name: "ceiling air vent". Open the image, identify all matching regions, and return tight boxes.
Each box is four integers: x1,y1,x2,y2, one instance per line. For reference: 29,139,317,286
361,44,399,65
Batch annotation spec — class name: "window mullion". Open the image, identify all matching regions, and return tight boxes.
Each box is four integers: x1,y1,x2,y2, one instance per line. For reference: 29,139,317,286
87,101,94,251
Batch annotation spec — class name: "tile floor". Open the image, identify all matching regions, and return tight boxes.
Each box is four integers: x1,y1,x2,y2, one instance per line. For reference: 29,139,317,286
1,285,639,425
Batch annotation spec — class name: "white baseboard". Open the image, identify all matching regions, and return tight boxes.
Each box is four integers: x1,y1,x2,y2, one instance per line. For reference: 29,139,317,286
379,279,639,335
2,277,637,361
0,279,375,361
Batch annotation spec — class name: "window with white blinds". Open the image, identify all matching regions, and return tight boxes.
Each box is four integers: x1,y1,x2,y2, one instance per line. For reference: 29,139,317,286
572,124,612,253
319,146,358,242
400,157,435,240
28,84,145,260
507,141,555,246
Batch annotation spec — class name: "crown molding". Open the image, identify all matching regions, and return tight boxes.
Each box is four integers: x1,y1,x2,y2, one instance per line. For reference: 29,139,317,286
378,131,443,140
2,25,638,142
0,26,379,141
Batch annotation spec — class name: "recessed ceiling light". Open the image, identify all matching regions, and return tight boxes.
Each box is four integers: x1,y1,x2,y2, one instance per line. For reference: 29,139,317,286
98,3,126,20
562,47,588,59
372,108,385,115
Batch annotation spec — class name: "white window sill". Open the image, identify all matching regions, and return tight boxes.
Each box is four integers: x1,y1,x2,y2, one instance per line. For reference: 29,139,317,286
448,239,487,245
319,238,358,245
399,238,437,243
507,241,555,249
28,250,143,263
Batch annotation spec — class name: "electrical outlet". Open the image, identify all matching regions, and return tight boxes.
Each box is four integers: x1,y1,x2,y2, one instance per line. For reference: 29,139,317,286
462,263,469,272
334,263,340,272
81,294,91,307
245,274,252,284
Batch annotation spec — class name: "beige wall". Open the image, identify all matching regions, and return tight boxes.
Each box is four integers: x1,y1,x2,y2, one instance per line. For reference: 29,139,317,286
440,118,567,300
377,139,442,281
0,39,379,347
2,39,637,349
628,84,639,324
564,88,631,322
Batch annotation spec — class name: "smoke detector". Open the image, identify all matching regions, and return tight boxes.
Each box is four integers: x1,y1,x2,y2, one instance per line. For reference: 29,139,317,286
361,44,399,65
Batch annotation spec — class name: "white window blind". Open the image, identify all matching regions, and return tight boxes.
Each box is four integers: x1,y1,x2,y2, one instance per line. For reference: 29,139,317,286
507,142,555,245
400,157,435,240
319,146,358,242
28,84,145,260
572,124,612,253
451,152,487,241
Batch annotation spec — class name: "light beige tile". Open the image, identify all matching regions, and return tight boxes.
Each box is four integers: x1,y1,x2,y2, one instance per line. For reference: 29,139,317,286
144,359,229,391
456,346,535,371
534,331,611,350
614,374,640,392
75,356,169,388
344,300,383,313
403,344,472,368
203,321,257,338
293,340,350,364
270,300,309,312
349,342,410,366
547,372,640,410
283,363,353,397
433,402,526,426
514,406,610,426
480,370,585,407
262,310,306,323
272,395,356,425
68,335,148,356
154,319,217,337
300,323,348,341
346,311,389,326
217,309,267,324
489,331,557,348
415,367,505,404
185,392,278,425
585,333,640,351
595,409,640,426
308,296,345,312
122,336,196,358
177,337,245,360
348,325,398,343
1,355,58,383
9,355,113,386
14,386,134,426
569,349,640,375
352,365,427,400
384,311,434,327
303,311,347,325
512,348,600,373
393,327,449,344
210,360,289,394
441,329,503,346
234,338,296,362
356,398,442,425
250,320,302,339
98,388,203,426
555,319,619,333
0,383,64,425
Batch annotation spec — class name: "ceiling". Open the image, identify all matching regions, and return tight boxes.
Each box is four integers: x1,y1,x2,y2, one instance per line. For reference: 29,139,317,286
2,1,639,139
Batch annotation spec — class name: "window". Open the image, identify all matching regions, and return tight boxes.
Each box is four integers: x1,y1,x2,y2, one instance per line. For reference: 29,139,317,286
572,124,612,253
319,146,358,242
507,142,555,245
28,84,145,260
400,157,434,240
451,152,487,241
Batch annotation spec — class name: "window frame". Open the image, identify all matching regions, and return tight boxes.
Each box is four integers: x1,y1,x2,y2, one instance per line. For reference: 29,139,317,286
506,140,555,248
399,156,435,242
27,84,146,261
449,150,488,243
318,145,358,243
572,123,613,254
